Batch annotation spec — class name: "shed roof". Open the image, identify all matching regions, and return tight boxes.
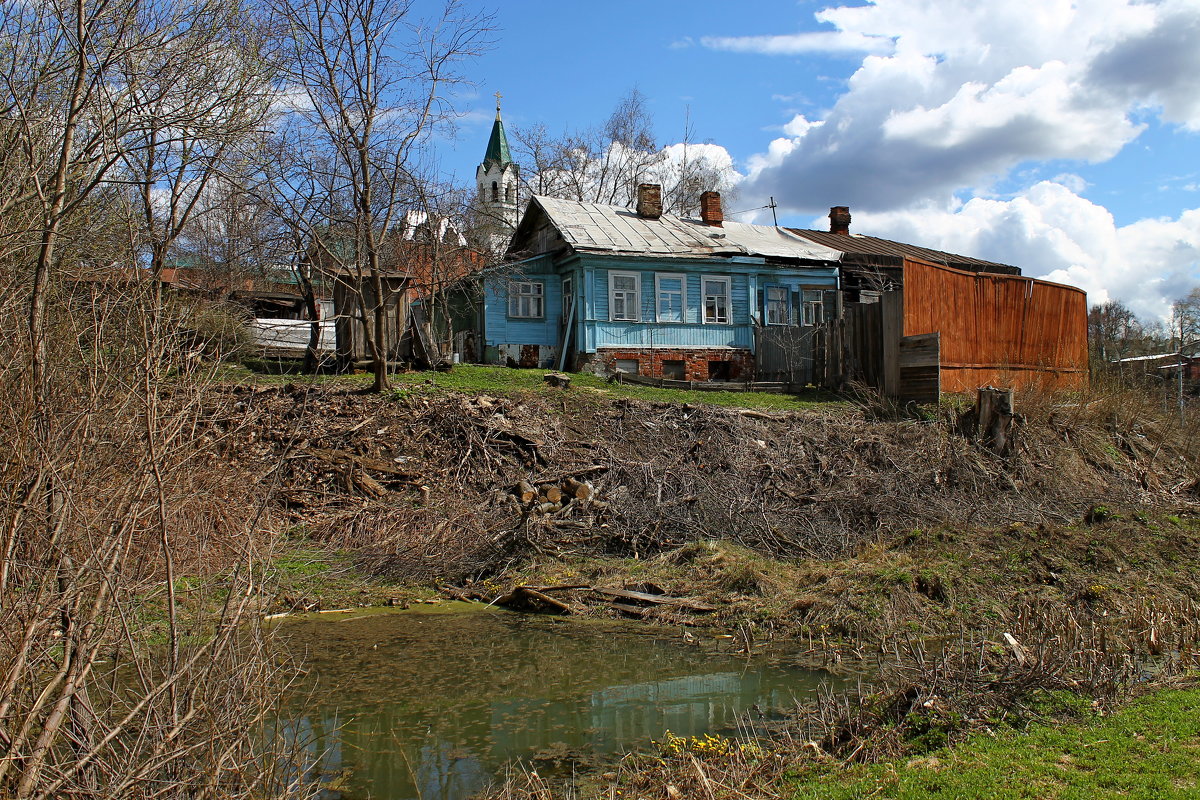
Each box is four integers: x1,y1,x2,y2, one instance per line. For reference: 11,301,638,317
516,196,842,262
786,229,1019,275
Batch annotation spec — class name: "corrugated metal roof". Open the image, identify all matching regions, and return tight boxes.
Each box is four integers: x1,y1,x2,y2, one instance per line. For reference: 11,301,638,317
531,196,842,262
787,229,1018,274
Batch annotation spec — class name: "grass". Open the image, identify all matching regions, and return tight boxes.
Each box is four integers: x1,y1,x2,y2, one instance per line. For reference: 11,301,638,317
782,684,1200,799
269,542,427,611
218,360,847,412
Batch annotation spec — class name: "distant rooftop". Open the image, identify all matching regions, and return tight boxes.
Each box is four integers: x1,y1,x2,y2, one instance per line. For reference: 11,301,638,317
787,228,1020,275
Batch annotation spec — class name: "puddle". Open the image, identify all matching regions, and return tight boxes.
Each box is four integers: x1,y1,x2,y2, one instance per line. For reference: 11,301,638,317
271,607,839,799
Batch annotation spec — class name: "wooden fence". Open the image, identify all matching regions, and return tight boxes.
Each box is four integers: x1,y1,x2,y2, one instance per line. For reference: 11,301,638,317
841,258,1087,401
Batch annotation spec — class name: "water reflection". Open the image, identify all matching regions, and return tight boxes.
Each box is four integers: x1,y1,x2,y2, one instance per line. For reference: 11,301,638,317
274,609,834,800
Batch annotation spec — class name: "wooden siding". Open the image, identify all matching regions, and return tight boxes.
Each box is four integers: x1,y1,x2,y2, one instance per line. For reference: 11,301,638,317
482,273,562,348
901,258,1088,392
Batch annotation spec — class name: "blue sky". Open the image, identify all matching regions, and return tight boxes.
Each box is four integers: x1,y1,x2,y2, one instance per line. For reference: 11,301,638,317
434,0,1200,320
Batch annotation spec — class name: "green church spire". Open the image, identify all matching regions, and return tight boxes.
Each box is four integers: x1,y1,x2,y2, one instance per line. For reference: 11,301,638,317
483,91,512,170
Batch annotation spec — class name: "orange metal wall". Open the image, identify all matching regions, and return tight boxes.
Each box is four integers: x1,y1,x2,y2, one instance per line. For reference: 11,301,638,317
901,258,1088,393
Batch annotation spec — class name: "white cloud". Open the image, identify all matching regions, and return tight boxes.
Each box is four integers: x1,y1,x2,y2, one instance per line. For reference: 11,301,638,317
701,30,893,56
709,0,1200,213
842,181,1200,321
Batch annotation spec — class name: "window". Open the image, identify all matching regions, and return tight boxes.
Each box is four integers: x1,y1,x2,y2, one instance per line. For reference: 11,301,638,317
702,276,731,324
609,271,640,321
506,184,515,203
562,277,574,321
802,289,824,326
491,181,499,202
508,281,544,318
766,286,791,325
661,360,686,380
655,273,686,323
614,358,639,375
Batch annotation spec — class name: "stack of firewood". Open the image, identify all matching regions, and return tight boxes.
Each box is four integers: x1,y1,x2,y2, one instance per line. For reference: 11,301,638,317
513,473,597,514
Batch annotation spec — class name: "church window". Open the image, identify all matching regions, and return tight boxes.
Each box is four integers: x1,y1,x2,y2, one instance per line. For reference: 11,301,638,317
506,184,515,203
491,181,499,202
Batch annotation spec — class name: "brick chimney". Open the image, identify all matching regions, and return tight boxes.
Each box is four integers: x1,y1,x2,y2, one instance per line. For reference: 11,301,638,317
700,191,723,226
636,183,662,219
829,206,851,235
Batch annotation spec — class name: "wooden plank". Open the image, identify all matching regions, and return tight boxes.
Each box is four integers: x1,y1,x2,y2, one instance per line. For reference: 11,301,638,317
881,290,903,396
897,331,940,404
591,587,717,612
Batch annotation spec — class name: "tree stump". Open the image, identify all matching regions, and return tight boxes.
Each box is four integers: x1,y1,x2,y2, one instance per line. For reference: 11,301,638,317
543,371,572,389
975,386,1018,456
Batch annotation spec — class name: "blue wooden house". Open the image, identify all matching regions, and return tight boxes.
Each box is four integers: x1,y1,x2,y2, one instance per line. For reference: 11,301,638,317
478,186,843,382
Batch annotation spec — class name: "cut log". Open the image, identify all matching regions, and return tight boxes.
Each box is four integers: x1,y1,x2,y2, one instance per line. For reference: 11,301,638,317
540,484,564,503
514,480,537,503
591,587,718,612
492,586,572,614
561,477,595,501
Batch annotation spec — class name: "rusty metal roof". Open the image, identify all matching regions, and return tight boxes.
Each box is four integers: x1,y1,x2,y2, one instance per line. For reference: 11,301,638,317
786,229,1019,274
528,196,842,262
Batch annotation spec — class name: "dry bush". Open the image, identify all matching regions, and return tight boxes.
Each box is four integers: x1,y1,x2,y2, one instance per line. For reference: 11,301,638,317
0,280,314,799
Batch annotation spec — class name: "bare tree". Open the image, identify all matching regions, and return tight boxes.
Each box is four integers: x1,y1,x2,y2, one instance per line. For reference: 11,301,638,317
1173,287,1200,351
0,3,317,797
511,89,739,216
118,2,279,297
270,0,494,391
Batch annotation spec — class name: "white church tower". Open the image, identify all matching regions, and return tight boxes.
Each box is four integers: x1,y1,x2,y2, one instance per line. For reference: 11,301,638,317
476,92,519,246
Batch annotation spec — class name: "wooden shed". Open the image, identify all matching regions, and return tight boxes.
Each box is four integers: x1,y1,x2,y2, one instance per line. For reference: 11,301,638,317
331,269,411,365
843,258,1088,402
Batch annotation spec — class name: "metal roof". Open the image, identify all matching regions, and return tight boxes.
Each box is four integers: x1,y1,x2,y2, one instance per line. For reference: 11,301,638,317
528,196,842,262
482,114,513,170
786,229,1018,274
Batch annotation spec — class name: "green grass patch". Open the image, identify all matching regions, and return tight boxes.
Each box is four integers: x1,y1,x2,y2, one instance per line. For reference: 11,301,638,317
783,684,1200,799
389,365,846,411
216,360,848,412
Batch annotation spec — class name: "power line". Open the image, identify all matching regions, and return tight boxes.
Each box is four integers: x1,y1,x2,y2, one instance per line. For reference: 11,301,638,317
725,196,780,225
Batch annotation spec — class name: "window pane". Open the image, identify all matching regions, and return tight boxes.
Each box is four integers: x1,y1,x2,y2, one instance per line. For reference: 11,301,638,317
614,275,636,290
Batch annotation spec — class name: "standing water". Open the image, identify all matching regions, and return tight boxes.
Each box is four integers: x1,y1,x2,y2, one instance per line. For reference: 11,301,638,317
272,605,838,800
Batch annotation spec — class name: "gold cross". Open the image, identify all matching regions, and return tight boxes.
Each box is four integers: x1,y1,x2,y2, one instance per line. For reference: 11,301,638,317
494,91,503,115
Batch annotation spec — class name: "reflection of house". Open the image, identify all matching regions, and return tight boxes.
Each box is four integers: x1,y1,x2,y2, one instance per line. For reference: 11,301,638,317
483,185,842,381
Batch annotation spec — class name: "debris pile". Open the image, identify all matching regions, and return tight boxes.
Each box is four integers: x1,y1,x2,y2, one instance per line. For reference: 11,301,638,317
200,383,1199,583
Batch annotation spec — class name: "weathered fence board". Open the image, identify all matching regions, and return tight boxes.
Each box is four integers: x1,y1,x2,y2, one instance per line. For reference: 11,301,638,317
897,332,940,404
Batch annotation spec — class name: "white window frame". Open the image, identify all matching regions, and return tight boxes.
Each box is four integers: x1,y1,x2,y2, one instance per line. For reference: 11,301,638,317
765,285,791,326
507,280,544,319
701,275,732,325
802,289,824,326
609,270,641,322
654,272,687,323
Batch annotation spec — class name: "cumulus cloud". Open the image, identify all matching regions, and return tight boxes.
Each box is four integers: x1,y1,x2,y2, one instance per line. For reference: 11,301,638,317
842,181,1200,321
709,0,1200,214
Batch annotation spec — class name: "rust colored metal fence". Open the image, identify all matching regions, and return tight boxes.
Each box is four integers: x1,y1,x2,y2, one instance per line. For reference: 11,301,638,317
900,258,1088,393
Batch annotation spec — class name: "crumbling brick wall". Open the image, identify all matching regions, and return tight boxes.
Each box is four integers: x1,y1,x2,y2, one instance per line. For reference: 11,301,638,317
580,348,754,381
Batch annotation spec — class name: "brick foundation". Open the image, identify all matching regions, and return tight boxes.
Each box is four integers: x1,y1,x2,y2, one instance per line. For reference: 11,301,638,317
581,348,754,382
